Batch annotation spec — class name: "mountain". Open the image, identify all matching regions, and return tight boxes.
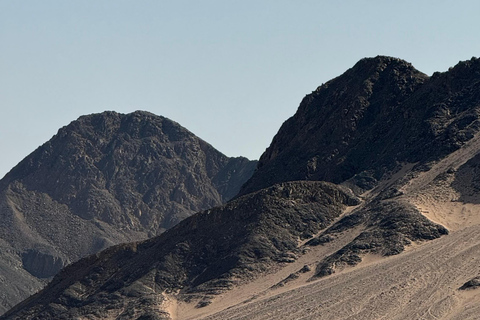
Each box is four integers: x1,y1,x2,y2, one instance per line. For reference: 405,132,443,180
239,56,480,195
4,56,480,320
0,111,256,314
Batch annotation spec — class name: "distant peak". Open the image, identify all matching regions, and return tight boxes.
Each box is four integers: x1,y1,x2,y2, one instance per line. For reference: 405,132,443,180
77,110,164,121
127,110,168,121
352,55,417,73
453,56,480,67
71,111,176,130
131,110,157,116
314,55,426,94
361,55,409,64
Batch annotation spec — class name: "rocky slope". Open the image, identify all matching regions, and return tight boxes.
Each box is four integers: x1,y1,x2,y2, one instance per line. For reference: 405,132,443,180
1,181,361,319
4,56,480,320
0,111,256,314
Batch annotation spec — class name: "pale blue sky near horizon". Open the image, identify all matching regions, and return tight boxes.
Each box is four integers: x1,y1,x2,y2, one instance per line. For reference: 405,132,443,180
1,1,479,179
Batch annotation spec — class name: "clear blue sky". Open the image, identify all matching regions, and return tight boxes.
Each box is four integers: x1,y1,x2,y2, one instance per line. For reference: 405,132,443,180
1,1,479,179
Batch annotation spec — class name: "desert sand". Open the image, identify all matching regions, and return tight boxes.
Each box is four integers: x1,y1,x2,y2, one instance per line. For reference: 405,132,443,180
193,224,480,320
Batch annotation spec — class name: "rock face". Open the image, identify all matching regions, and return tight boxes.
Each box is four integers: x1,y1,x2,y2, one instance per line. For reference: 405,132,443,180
0,111,256,314
239,56,480,196
21,249,66,278
5,56,480,320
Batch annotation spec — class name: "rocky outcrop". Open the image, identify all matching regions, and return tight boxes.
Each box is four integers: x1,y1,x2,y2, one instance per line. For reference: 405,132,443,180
459,277,480,290
312,200,448,277
21,249,67,279
0,111,256,314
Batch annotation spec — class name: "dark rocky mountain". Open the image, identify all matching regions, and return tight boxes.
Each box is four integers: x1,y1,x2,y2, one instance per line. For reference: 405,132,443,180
239,56,480,196
4,56,480,320
0,111,256,314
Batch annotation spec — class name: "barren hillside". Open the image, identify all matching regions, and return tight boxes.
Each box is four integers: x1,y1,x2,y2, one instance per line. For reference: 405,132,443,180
4,56,480,320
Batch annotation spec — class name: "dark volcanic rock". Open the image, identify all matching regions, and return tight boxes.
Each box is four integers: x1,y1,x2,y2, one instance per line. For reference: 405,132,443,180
0,111,256,314
3,111,255,233
239,56,480,195
1,181,358,319
459,277,480,290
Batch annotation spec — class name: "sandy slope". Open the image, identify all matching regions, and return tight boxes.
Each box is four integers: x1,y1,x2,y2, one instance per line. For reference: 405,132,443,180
194,225,480,320
167,136,480,320
176,225,364,320
401,132,480,231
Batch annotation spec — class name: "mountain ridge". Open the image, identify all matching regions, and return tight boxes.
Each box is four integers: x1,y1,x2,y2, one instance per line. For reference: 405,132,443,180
2,181,360,319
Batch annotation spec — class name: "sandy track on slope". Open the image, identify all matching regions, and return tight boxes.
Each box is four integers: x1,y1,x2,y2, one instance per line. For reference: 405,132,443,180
196,225,480,320
176,225,364,320
403,164,480,231
399,134,480,232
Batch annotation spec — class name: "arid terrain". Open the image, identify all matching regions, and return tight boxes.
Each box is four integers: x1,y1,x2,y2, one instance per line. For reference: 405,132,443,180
3,56,480,319
179,143,480,320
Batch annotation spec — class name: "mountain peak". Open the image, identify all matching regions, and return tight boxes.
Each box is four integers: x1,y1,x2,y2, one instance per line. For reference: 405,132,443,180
359,55,410,64
0,111,256,314
240,56,431,196
317,55,420,92
5,110,256,234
